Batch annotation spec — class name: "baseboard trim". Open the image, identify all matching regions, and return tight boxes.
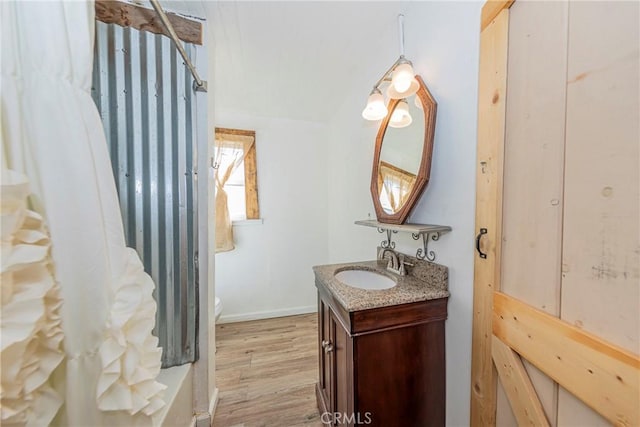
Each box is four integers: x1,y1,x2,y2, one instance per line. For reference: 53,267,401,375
218,305,317,324
209,388,219,418
190,389,217,427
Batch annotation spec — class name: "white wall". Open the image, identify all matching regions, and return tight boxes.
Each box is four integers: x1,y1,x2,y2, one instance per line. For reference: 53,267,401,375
326,2,482,426
214,109,329,322
211,2,482,424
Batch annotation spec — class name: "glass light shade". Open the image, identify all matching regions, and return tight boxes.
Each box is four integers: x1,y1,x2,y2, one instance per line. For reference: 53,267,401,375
392,63,414,93
389,99,412,128
362,91,388,121
386,77,419,99
414,94,423,110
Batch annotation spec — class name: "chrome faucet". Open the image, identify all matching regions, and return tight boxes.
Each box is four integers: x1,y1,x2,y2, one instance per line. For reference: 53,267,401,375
381,248,399,270
380,248,413,276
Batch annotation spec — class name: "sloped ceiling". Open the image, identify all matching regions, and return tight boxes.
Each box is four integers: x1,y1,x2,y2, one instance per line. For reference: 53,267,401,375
211,1,406,123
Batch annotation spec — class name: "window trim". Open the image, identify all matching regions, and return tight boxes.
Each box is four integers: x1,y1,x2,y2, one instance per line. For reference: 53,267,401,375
215,127,260,220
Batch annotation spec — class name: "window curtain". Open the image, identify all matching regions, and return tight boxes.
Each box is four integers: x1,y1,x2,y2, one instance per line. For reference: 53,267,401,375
378,161,417,212
214,133,254,253
1,1,165,425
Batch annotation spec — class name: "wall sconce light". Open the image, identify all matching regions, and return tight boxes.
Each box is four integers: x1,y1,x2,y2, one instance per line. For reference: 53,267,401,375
362,14,419,121
389,99,412,128
362,88,388,120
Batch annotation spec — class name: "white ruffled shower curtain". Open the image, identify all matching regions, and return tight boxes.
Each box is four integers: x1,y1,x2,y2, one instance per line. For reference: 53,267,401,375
1,1,166,425
0,170,65,426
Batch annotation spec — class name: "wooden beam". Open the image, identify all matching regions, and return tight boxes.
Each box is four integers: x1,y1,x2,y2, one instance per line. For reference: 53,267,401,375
493,292,640,426
481,0,515,31
470,8,510,427
95,0,202,45
492,335,550,426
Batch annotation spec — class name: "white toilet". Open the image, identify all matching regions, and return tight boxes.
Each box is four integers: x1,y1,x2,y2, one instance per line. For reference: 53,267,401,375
214,297,223,322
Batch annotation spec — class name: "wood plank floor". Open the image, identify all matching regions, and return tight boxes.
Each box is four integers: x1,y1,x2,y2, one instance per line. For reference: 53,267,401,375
212,313,322,427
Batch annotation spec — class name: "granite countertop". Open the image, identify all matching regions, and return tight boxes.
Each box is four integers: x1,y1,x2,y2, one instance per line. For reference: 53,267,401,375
313,258,449,312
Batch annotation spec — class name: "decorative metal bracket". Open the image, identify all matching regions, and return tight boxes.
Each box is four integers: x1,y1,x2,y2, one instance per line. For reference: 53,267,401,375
412,232,441,262
356,220,451,263
378,228,398,249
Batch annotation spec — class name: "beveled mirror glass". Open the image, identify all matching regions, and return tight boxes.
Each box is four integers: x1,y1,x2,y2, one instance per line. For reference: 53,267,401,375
370,75,437,224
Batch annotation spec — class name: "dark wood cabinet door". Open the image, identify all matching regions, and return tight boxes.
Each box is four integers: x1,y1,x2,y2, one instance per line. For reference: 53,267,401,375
332,311,351,426
318,298,333,416
354,322,445,427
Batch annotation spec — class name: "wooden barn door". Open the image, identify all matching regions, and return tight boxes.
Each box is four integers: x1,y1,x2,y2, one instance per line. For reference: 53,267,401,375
470,1,639,426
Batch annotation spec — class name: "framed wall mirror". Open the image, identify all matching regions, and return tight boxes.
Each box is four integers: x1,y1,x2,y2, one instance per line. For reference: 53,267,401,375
370,75,437,224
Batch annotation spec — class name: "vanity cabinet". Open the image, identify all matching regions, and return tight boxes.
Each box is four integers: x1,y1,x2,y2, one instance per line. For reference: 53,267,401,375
315,279,447,427
317,297,351,423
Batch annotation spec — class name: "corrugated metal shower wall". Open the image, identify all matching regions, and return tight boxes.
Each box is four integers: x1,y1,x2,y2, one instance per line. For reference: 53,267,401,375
91,21,198,368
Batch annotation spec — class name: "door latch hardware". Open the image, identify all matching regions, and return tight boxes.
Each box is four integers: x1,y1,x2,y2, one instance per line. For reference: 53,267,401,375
476,228,488,259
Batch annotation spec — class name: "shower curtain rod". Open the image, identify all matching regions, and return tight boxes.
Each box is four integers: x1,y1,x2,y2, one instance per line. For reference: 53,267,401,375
149,0,208,92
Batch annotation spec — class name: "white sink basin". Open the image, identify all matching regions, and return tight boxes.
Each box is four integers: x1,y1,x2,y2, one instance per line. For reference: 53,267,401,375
334,269,396,290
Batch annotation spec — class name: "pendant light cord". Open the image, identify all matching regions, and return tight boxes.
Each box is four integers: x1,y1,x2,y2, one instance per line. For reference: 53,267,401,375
398,14,405,57
370,13,409,90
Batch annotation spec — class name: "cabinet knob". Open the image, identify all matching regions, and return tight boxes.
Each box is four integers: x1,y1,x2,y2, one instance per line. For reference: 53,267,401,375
322,340,334,353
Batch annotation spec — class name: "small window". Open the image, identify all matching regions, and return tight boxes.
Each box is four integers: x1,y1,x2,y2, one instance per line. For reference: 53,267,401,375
214,128,260,220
